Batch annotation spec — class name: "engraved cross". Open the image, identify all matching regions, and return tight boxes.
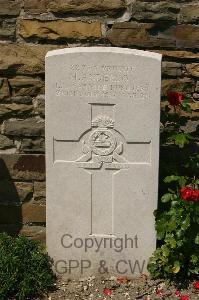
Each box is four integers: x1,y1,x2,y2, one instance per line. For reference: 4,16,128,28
53,104,151,236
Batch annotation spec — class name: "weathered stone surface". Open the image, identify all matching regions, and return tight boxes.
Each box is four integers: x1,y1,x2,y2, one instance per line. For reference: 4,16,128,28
107,22,199,49
0,134,13,149
22,202,46,223
181,119,199,134
15,182,33,202
132,1,179,21
24,0,125,15
186,63,199,78
188,102,199,112
162,61,182,77
162,78,195,97
20,138,45,153
193,93,199,100
107,22,174,48
179,2,199,24
9,96,32,104
19,20,102,41
0,202,46,224
2,118,44,137
0,78,10,100
156,50,199,59
23,0,48,14
0,179,33,203
0,224,46,243
48,0,125,15
33,94,45,117
9,76,44,97
34,181,45,202
0,44,63,75
0,154,45,181
196,81,199,92
0,19,16,40
0,0,20,16
174,25,199,49
19,225,46,243
0,104,32,119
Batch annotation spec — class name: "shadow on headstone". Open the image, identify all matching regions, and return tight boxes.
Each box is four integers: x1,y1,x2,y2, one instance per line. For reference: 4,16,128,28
0,158,22,236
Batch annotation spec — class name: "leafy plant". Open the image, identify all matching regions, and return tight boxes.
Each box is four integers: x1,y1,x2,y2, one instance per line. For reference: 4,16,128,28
0,233,55,300
148,92,199,279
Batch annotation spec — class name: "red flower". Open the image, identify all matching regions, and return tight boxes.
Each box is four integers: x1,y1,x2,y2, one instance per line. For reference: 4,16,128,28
103,288,112,296
180,187,193,201
116,276,126,284
180,187,199,202
167,91,183,106
179,295,189,300
193,281,199,289
190,190,199,202
175,290,181,297
156,288,163,296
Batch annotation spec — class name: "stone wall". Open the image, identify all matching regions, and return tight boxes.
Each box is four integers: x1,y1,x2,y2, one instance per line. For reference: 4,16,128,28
0,0,198,243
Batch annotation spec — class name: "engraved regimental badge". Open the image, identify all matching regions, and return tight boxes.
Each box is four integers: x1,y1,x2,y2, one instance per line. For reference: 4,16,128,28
76,116,129,170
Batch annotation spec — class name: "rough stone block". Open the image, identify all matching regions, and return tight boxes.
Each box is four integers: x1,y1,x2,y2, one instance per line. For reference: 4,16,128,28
107,22,199,49
0,78,10,100
0,19,16,40
24,0,125,15
0,154,45,181
0,44,63,76
0,202,46,224
186,63,199,78
179,2,199,24
9,96,33,104
20,225,46,243
0,224,46,243
132,1,179,21
48,0,126,15
19,20,102,41
2,118,45,137
34,181,46,202
0,0,20,16
0,135,13,149
20,138,45,153
161,78,195,97
156,50,199,59
22,202,46,223
0,104,32,120
33,94,45,117
9,76,44,97
162,61,182,77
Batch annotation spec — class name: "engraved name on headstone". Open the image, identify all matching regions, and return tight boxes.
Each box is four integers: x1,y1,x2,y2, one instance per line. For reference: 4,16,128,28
46,47,162,278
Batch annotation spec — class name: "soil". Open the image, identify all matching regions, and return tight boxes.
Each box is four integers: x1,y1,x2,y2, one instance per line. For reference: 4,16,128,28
43,276,199,300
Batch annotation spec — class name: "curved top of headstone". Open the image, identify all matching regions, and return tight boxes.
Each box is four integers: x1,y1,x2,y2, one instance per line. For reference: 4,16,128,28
46,46,162,61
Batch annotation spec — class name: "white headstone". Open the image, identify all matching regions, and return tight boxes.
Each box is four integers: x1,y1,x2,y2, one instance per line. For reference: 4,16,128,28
46,47,162,278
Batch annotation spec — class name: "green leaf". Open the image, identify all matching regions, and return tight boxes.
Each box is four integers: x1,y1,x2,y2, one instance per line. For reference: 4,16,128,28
178,176,187,187
190,255,198,264
172,261,180,274
181,215,190,231
195,235,199,245
181,99,187,108
164,175,180,183
168,133,192,148
161,193,173,203
181,99,193,112
161,245,170,257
